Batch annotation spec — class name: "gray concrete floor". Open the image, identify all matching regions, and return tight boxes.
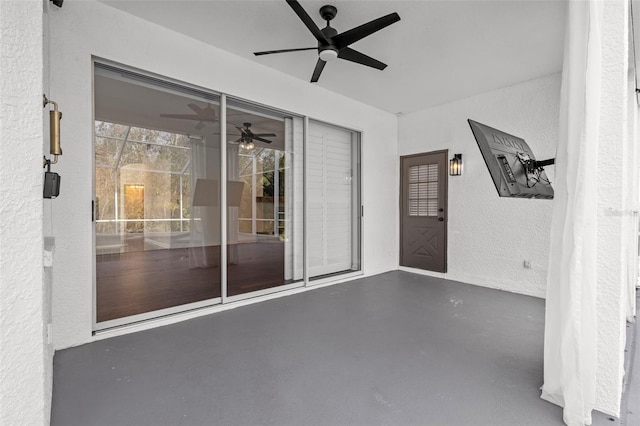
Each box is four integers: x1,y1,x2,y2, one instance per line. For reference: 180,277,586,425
51,271,638,426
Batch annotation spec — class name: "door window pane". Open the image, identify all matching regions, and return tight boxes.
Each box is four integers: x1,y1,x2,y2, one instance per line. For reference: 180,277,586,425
408,163,438,216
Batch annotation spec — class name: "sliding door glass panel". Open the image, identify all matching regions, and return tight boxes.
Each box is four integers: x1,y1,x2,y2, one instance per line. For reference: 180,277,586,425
307,120,361,279
226,99,303,296
94,63,221,323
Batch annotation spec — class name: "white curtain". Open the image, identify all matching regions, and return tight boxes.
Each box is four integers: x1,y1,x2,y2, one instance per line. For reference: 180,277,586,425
189,136,221,268
227,144,240,264
540,2,603,425
284,116,304,281
625,66,639,322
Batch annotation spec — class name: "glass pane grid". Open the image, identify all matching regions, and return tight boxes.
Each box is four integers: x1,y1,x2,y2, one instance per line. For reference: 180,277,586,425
128,127,191,148
95,121,129,139
95,137,122,168
408,163,438,217
118,138,190,173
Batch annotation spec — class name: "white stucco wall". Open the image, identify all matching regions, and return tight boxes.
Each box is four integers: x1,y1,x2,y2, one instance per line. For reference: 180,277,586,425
49,0,398,349
398,74,560,298
0,1,52,424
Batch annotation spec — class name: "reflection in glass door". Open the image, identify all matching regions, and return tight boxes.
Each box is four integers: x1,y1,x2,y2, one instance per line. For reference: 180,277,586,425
94,63,361,328
123,184,144,233
225,100,304,297
94,63,222,324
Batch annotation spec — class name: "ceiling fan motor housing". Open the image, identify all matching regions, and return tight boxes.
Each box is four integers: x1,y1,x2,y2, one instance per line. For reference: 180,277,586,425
319,26,339,60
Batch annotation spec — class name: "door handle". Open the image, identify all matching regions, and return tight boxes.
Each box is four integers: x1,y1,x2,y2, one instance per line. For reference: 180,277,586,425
438,217,444,222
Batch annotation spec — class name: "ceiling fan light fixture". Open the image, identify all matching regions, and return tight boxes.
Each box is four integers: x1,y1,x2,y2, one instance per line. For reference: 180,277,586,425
319,48,338,62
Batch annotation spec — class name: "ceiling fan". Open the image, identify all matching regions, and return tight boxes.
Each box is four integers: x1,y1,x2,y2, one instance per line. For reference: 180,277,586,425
160,103,217,130
254,1,400,83
234,122,276,150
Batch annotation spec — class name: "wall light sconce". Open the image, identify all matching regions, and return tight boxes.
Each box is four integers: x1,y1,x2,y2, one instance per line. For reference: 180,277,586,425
450,154,463,176
43,95,62,165
43,94,62,198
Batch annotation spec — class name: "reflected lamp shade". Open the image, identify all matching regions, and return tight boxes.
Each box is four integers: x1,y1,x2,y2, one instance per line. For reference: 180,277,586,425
192,179,218,206
449,154,463,176
227,181,245,207
192,179,245,207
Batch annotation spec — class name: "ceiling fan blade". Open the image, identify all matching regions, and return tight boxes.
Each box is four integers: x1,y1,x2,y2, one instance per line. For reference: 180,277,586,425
286,0,330,44
311,58,327,83
333,12,401,49
160,114,208,121
188,103,204,114
254,47,317,56
253,137,273,144
235,126,247,134
195,121,205,130
253,133,277,138
338,47,387,70
202,105,217,118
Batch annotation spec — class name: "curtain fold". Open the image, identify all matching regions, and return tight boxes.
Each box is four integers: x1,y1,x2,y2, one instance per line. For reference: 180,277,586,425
540,1,602,425
189,137,220,268
625,67,639,322
283,117,305,281
227,144,240,265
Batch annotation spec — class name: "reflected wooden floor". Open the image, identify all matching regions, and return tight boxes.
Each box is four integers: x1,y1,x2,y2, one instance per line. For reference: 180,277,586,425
96,242,285,323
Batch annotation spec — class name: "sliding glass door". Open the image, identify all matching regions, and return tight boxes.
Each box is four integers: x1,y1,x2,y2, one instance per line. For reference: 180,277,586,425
93,62,360,328
307,120,361,279
94,64,222,324
225,100,304,297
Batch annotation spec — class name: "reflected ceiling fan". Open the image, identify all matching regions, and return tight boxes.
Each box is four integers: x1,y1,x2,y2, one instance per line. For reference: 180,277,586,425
234,122,276,150
254,1,400,82
160,103,216,130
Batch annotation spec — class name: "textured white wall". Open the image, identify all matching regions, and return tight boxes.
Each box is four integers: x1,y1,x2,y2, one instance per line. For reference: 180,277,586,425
0,1,51,424
594,0,630,415
398,74,561,298
43,2,55,414
49,0,397,349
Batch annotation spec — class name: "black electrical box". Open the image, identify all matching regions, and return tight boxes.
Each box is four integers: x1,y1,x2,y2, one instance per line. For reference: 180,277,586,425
44,171,61,199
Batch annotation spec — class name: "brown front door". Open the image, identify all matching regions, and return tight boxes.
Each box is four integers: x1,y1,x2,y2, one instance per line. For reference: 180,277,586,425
400,151,448,272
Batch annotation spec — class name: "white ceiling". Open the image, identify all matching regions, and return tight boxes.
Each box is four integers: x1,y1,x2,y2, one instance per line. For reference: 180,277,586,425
100,0,567,115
